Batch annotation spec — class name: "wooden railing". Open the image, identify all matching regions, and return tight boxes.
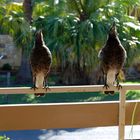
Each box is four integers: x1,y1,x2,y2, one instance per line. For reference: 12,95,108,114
0,84,140,140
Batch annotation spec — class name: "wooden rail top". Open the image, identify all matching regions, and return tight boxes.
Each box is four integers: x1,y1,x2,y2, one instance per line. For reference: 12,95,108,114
0,84,140,94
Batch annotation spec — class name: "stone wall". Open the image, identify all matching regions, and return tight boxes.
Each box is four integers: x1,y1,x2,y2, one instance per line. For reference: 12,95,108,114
0,35,21,69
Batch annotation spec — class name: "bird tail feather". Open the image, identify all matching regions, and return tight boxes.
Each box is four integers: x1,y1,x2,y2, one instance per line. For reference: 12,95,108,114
105,69,116,95
36,72,44,88
107,69,116,85
34,72,45,97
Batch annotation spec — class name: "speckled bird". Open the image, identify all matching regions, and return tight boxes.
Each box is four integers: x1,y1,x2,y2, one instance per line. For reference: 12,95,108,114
98,22,127,94
30,30,52,97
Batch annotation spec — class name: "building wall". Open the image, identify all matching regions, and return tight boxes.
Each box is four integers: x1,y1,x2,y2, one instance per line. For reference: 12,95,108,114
0,35,21,69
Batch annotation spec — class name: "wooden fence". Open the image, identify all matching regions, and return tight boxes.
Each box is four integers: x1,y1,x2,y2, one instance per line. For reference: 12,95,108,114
0,84,140,140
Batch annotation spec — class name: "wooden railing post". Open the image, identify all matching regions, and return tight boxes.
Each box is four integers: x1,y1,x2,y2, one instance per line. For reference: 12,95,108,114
119,89,126,140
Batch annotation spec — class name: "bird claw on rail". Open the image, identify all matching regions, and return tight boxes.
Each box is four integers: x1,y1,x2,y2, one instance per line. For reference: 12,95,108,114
116,84,122,90
44,85,51,92
103,84,110,90
31,86,38,91
103,84,115,95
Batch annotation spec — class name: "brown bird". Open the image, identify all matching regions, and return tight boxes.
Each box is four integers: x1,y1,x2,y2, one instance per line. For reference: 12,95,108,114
98,22,127,95
30,30,52,97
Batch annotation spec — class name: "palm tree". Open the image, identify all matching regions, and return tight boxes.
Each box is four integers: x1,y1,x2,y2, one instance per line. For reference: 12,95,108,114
1,0,140,85
35,0,140,84
15,0,33,84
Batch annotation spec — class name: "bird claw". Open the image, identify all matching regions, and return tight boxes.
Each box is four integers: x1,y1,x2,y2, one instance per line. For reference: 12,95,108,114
31,86,38,91
117,84,122,90
44,85,51,92
103,84,109,90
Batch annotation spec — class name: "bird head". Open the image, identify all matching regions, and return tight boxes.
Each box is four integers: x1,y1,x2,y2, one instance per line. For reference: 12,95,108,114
109,22,117,37
35,29,43,40
35,29,44,46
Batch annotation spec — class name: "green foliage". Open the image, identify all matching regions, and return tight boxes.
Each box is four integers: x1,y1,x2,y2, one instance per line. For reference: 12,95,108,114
0,0,140,83
32,0,140,75
0,136,10,140
0,2,33,54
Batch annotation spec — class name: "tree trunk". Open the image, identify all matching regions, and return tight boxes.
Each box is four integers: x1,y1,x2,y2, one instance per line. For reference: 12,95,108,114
16,49,31,85
15,0,33,85
23,0,33,24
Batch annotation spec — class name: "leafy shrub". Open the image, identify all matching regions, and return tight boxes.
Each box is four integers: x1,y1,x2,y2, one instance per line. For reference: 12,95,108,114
0,136,10,140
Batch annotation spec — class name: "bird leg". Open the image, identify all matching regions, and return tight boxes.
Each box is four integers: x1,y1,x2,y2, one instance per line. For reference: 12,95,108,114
115,73,122,90
43,77,51,92
116,82,122,90
31,85,38,90
103,83,110,90
103,74,110,94
31,76,44,97
44,85,51,92
103,73,114,95
31,76,38,90
103,73,110,89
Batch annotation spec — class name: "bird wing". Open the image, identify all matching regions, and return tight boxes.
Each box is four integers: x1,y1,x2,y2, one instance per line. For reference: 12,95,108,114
123,46,127,59
98,46,106,61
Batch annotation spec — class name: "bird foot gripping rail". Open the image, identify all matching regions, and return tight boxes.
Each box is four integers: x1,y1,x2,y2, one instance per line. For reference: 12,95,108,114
0,84,140,140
